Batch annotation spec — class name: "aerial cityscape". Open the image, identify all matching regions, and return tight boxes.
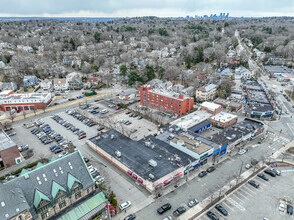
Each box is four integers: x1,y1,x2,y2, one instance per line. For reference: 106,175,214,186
0,1,294,220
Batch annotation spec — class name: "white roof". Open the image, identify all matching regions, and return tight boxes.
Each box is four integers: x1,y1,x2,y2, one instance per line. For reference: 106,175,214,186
200,102,221,111
210,112,238,123
170,110,212,130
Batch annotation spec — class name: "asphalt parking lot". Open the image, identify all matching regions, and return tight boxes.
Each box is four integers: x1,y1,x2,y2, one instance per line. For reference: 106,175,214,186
200,166,294,220
108,110,159,140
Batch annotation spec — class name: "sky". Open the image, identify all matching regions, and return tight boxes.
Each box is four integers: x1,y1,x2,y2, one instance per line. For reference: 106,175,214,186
0,0,293,18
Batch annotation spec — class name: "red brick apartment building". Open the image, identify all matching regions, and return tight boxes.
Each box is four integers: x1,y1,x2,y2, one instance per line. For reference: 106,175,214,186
140,85,194,116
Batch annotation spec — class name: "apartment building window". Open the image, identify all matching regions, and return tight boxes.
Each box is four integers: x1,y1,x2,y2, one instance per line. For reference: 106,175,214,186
41,211,49,220
59,200,66,209
75,191,82,199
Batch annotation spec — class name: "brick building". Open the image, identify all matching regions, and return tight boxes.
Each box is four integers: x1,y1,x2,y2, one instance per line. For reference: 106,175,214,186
200,102,222,115
0,130,21,168
140,82,194,116
209,112,238,129
214,98,243,112
0,93,52,112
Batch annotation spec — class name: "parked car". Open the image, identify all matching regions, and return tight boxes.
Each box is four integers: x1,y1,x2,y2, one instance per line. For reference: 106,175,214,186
264,169,276,177
6,131,16,136
238,149,248,155
162,216,172,220
257,173,269,181
279,201,286,212
78,135,87,140
287,204,293,215
206,166,215,173
248,180,259,188
124,214,136,220
270,168,281,176
157,203,172,214
188,199,198,207
137,116,143,120
119,201,131,210
116,106,121,110
173,207,186,217
206,211,219,220
97,127,104,131
198,171,207,177
54,148,63,154
18,144,29,152
215,204,228,216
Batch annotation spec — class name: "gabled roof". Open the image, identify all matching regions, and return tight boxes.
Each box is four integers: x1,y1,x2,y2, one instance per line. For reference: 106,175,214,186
67,173,81,191
51,181,67,199
53,78,67,85
33,189,50,208
5,151,94,219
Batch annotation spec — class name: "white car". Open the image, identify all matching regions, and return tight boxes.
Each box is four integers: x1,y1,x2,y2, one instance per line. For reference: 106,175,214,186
279,201,285,212
238,149,248,155
163,216,172,220
119,201,131,210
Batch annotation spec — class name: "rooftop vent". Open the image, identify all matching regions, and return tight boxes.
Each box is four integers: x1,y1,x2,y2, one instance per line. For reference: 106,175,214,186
115,150,121,157
149,159,158,168
149,173,155,179
24,175,29,180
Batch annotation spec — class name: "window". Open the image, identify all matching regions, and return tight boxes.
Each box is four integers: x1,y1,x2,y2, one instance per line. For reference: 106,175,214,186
58,200,66,209
75,191,82,199
41,211,49,220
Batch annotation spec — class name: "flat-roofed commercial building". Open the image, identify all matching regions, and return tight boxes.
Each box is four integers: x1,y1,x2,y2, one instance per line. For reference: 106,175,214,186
200,102,222,115
0,93,52,111
209,112,238,129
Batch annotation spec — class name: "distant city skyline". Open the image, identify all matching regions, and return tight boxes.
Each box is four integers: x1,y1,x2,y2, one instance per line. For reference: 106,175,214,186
0,0,293,18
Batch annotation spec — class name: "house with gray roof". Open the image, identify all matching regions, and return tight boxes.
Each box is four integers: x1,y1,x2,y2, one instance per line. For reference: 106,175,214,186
1,151,108,220
119,88,139,100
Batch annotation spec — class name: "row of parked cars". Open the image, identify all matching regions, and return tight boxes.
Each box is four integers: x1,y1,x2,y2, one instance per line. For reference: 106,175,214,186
125,111,143,120
86,163,105,185
51,114,87,140
67,110,96,127
31,122,54,145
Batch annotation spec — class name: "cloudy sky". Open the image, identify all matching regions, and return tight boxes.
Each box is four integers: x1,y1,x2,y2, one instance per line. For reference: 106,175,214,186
0,0,293,17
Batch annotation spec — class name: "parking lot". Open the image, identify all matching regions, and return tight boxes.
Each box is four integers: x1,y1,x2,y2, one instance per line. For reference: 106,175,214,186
199,166,294,220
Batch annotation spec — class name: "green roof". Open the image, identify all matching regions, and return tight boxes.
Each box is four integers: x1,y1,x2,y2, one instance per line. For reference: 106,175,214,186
58,192,107,220
51,181,67,199
67,173,81,190
35,162,44,169
19,168,29,176
34,189,50,208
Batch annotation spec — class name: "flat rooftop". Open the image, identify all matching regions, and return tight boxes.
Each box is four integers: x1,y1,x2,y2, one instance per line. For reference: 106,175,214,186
214,98,242,108
89,130,194,182
170,110,212,130
0,93,49,100
170,133,212,155
200,102,221,111
148,88,192,101
264,65,294,74
211,118,263,146
0,130,16,151
210,112,238,123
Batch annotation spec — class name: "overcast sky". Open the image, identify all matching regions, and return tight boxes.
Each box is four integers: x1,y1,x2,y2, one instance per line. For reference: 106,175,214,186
0,0,293,17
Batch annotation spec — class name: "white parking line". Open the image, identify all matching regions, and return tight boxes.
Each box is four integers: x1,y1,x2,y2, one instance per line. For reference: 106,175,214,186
226,197,246,212
230,194,246,204
221,202,234,211
238,188,255,198
242,185,257,195
235,190,250,200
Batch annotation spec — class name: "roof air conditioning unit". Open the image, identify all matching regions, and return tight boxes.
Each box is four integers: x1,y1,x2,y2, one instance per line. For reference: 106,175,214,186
149,159,158,167
115,150,121,158
149,173,155,179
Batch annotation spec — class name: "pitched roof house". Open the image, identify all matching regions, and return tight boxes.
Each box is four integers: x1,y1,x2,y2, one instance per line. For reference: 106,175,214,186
53,78,69,90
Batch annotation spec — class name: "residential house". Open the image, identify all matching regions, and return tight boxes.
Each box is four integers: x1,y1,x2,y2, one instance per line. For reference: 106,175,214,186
227,49,236,58
66,72,83,81
68,77,83,90
40,79,53,90
53,78,69,91
196,84,217,101
220,68,232,77
119,88,139,100
0,151,108,220
23,75,39,86
0,81,18,91
235,66,252,80
87,77,99,88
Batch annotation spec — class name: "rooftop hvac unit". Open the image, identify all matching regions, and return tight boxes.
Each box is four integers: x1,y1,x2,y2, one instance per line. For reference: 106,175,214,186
175,157,181,162
111,135,115,139
115,150,121,158
149,173,155,179
149,159,158,167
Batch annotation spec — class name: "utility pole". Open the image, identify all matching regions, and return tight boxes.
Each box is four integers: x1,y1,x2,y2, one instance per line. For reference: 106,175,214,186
239,158,244,177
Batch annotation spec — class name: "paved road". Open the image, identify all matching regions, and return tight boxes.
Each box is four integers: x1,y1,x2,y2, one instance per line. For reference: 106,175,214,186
134,134,292,220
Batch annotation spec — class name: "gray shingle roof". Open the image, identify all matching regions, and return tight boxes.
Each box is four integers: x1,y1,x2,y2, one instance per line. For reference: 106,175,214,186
4,151,94,219
0,185,30,220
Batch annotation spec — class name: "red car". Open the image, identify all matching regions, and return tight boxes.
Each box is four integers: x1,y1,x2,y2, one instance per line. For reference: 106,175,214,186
115,107,121,110
78,135,87,140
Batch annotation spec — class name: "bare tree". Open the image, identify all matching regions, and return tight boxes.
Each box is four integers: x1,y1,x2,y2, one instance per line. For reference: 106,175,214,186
9,110,16,122
32,106,37,116
22,110,27,119
41,103,47,113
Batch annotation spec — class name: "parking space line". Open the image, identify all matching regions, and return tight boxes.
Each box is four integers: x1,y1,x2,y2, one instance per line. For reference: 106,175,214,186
238,188,255,198
235,191,250,200
230,194,245,204
221,202,235,211
226,197,246,211
242,185,257,195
